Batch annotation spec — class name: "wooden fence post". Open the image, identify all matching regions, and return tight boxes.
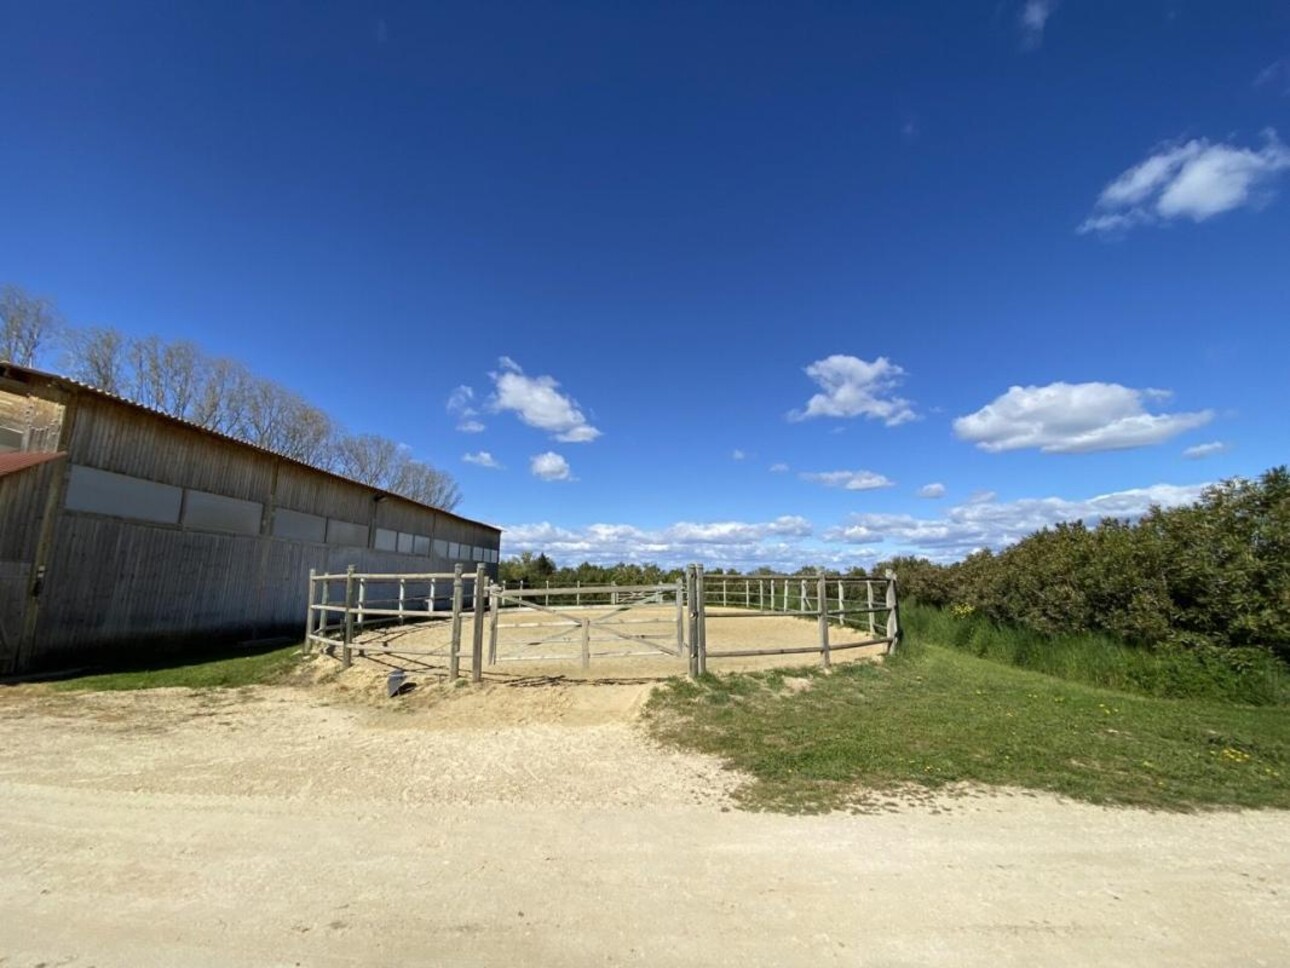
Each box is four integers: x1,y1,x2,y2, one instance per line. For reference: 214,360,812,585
342,564,355,669
837,581,845,629
686,565,699,678
885,570,901,654
722,579,728,608
357,575,366,627
783,579,789,612
695,564,707,677
488,582,500,665
818,574,831,669
429,577,437,613
448,563,464,680
304,569,316,652
759,579,764,611
799,578,807,613
576,580,582,607
398,578,406,624
867,580,876,635
472,564,486,683
580,618,591,671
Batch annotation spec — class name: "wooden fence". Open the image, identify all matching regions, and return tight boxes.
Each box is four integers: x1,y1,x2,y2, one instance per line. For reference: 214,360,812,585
306,563,900,680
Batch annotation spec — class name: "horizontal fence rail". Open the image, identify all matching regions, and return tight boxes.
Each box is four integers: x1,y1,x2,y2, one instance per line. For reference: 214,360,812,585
305,563,900,680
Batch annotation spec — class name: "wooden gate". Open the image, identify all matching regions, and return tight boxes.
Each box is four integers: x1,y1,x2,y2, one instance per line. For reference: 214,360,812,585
486,580,688,670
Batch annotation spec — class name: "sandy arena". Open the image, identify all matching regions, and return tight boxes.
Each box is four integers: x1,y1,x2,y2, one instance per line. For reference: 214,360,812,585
0,647,1287,967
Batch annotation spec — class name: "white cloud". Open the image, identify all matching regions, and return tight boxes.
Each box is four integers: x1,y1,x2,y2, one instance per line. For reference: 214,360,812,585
500,479,1211,569
825,482,1210,560
769,462,790,473
530,451,573,482
1019,0,1057,49
954,382,1212,454
788,355,917,426
501,516,824,570
732,449,746,461
1254,58,1290,95
1079,131,1290,234
917,483,946,499
800,470,895,491
446,385,485,433
1183,441,1228,460
490,358,602,443
462,451,502,469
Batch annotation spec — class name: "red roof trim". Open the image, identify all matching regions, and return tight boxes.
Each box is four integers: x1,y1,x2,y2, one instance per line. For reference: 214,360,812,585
0,450,66,479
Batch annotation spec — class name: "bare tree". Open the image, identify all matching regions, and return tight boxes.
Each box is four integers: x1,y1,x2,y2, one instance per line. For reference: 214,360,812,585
392,460,462,511
1,284,62,366
63,326,129,394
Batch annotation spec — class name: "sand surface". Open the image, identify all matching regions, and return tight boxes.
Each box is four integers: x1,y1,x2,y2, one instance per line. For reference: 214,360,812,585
0,671,1287,967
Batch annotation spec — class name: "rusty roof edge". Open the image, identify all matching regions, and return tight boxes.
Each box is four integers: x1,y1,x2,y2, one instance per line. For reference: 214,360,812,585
0,360,501,534
0,450,67,479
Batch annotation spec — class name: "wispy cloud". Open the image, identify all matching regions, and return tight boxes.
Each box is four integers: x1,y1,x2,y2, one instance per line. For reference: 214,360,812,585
502,516,818,569
463,451,502,469
788,355,917,426
501,481,1210,569
1079,131,1290,234
1254,58,1290,95
491,358,601,443
731,449,747,461
917,483,946,499
825,482,1209,561
447,386,485,433
954,382,1212,453
530,451,573,482
1182,441,1228,460
800,469,895,491
769,462,790,473
1018,0,1057,50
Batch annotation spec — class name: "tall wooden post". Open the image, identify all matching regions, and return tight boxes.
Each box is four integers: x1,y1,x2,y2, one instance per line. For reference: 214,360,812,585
342,564,355,669
818,574,831,669
800,578,807,613
695,564,708,677
580,618,591,671
398,578,406,624
448,563,464,680
686,565,699,678
867,580,876,635
488,582,500,665
471,564,486,683
357,575,366,627
304,568,317,652
837,581,845,629
885,570,901,654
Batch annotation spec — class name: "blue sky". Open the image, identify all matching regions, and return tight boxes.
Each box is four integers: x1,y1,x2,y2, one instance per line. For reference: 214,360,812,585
3,1,1288,568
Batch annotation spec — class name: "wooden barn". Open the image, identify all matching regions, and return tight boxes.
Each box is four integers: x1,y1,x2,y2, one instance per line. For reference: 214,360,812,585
0,362,501,674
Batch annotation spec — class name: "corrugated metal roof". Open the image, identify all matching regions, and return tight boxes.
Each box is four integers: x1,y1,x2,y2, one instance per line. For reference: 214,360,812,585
0,361,500,533
0,450,66,479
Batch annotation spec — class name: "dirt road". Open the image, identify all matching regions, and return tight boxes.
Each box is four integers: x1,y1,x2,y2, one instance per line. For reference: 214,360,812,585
0,675,1286,967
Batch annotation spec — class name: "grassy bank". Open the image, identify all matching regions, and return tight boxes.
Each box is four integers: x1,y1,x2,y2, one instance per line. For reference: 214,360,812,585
645,641,1290,813
47,643,304,691
901,603,1290,705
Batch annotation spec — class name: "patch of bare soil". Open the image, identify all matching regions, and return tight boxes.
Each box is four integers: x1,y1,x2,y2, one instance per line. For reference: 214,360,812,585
0,670,1287,967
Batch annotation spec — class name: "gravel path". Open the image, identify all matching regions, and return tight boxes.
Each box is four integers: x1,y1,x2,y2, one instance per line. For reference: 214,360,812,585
0,677,1287,967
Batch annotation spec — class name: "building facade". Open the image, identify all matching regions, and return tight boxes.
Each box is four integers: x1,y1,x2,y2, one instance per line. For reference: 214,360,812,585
0,362,501,674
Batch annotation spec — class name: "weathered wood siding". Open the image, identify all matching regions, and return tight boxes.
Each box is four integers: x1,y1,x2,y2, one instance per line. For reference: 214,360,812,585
1,376,500,672
0,457,63,667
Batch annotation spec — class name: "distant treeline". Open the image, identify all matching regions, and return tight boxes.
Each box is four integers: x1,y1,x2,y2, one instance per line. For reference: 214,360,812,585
1,282,460,510
502,468,1290,662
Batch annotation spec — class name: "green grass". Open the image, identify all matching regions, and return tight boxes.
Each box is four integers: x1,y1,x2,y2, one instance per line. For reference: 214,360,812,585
48,643,305,692
645,640,1290,814
902,603,1290,706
